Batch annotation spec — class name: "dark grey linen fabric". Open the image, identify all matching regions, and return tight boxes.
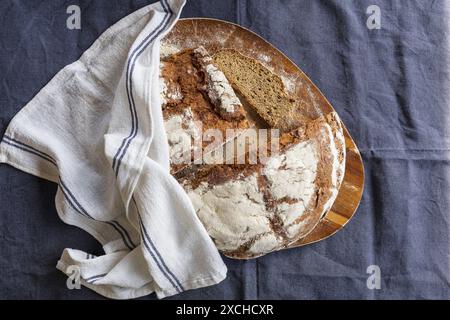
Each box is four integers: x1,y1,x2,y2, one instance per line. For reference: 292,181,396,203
0,0,449,299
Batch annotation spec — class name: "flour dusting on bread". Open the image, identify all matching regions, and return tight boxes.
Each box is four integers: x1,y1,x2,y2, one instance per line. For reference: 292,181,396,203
193,46,245,121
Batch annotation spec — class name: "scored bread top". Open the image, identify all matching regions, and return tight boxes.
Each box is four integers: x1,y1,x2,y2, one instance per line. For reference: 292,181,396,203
160,48,249,174
193,46,246,121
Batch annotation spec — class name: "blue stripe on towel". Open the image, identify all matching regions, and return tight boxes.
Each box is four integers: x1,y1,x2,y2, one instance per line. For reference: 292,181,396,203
112,0,173,175
84,273,108,283
133,197,185,293
2,136,57,166
138,219,183,293
1,136,136,251
105,221,135,251
110,220,137,249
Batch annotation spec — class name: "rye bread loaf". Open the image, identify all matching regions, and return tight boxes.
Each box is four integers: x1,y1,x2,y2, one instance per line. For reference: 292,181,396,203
178,113,344,259
160,46,346,258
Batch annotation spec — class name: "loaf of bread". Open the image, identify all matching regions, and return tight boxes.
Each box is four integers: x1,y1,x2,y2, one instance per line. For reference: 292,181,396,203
160,46,346,258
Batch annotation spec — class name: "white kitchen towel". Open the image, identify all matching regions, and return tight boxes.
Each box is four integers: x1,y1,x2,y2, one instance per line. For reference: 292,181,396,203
0,0,227,299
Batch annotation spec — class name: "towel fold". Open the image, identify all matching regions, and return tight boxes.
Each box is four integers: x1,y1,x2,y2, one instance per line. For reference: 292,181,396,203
0,0,227,299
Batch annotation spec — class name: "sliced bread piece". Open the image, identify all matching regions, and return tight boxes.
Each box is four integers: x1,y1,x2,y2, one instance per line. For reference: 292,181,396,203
213,49,309,132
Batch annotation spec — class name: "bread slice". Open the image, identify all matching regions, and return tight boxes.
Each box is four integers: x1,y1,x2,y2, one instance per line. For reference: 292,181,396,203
178,113,343,259
213,49,309,132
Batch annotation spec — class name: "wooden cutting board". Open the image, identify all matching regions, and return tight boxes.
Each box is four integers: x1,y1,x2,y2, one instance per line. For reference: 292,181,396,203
162,18,365,248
